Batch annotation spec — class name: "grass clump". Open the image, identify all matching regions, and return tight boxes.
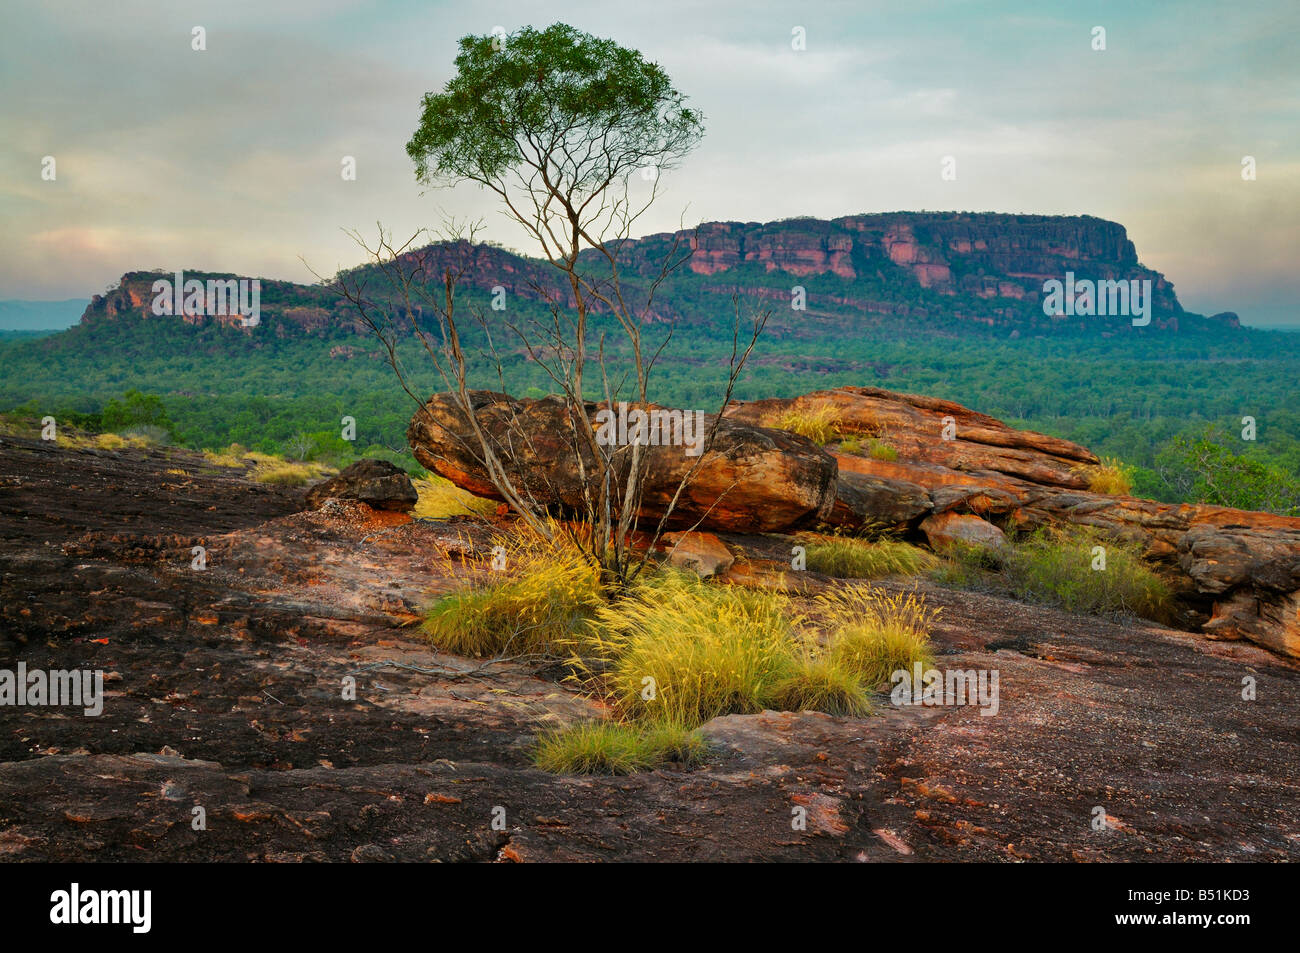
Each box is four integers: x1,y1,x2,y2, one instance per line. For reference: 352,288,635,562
202,446,332,486
817,587,939,689
423,530,604,658
575,572,799,727
773,403,842,445
532,719,705,775
1086,457,1135,495
837,435,898,461
412,474,496,519
770,652,872,716
928,540,1005,590
253,462,316,485
803,536,936,578
1002,528,1172,621
867,438,899,461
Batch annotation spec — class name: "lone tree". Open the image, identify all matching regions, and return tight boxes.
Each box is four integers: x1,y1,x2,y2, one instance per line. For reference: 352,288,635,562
335,23,766,584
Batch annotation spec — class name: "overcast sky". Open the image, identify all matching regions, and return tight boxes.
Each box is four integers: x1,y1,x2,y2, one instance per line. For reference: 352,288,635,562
2,0,1296,324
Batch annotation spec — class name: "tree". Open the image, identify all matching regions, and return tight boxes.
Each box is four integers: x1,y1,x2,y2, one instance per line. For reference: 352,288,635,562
101,389,172,434
336,23,767,585
1155,427,1300,516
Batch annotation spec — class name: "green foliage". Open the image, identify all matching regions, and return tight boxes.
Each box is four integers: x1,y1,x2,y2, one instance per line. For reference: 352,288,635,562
929,541,1005,590
3,282,1300,512
1001,529,1173,622
867,438,899,461
1153,427,1300,515
100,389,171,435
407,23,703,190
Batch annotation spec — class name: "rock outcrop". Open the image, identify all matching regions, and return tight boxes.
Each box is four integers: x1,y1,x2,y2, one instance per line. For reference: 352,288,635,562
405,391,837,533
729,387,1300,658
305,459,418,512
2,434,1298,862
410,384,1300,658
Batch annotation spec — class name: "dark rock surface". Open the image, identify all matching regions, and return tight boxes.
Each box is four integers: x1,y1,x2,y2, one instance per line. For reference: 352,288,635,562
0,438,1296,861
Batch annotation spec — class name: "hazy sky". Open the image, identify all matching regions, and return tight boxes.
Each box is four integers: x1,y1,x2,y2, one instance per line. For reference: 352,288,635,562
2,0,1296,324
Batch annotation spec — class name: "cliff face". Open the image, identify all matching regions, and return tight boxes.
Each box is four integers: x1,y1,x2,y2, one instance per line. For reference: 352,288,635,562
80,214,1240,336
80,271,359,337
611,213,1188,317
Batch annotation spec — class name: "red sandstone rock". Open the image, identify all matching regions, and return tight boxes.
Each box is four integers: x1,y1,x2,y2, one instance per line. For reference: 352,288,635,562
660,531,734,577
406,391,837,534
920,512,1007,552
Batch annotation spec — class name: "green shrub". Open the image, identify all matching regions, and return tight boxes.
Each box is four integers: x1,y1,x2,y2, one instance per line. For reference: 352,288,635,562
1002,529,1173,621
929,540,1005,589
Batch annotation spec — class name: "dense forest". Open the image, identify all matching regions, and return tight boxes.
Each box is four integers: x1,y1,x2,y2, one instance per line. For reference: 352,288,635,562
2,290,1297,515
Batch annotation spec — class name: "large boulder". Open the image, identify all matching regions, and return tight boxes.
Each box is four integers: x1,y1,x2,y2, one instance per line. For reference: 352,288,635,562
304,459,418,513
406,391,837,533
920,512,1007,553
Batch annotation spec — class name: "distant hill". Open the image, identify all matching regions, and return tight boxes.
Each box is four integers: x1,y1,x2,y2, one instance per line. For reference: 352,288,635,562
0,299,87,331
75,213,1241,339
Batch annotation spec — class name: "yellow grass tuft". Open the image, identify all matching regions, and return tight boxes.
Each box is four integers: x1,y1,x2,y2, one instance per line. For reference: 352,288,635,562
571,572,801,727
412,475,496,520
422,528,604,658
202,446,332,485
772,403,842,445
1086,457,1134,495
817,586,939,689
802,536,936,578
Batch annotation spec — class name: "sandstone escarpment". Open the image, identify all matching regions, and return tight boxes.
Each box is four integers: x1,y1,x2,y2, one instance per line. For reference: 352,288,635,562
81,214,1240,340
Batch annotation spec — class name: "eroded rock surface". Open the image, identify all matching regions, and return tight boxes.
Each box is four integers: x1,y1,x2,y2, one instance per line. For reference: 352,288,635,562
730,388,1300,658
407,390,837,533
1,437,1297,861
